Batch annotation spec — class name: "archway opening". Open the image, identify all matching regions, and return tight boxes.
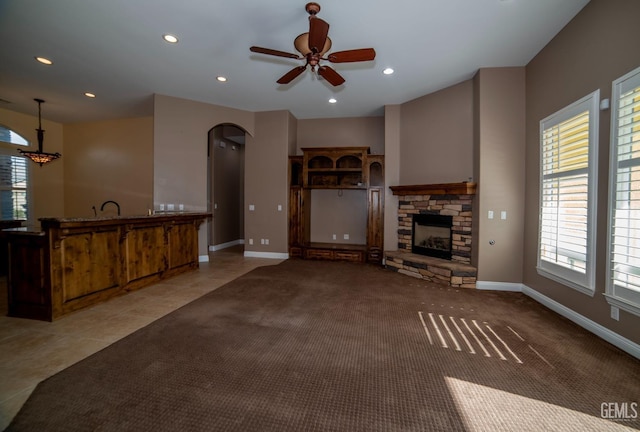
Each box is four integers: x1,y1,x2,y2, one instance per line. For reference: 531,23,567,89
207,124,246,253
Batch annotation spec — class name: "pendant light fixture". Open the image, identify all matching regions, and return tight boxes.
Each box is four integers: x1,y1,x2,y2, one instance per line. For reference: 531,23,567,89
18,98,61,166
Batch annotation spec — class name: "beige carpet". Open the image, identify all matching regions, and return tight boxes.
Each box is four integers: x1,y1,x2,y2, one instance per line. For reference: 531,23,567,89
5,260,640,431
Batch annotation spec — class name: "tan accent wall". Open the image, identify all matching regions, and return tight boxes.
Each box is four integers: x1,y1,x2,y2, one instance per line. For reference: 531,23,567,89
153,94,255,257
474,68,526,281
63,117,153,218
244,110,292,255
525,0,640,343
0,107,64,224
399,80,474,185
297,117,384,154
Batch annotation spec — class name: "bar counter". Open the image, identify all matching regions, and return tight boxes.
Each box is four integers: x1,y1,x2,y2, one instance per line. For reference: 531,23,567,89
5,212,210,321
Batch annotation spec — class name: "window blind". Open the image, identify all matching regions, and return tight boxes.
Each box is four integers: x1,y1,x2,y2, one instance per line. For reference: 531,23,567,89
540,110,590,272
610,73,640,299
0,154,29,220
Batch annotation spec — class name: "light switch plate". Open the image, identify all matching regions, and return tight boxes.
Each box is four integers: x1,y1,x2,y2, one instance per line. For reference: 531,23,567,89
249,204,255,211
488,210,494,219
501,211,507,220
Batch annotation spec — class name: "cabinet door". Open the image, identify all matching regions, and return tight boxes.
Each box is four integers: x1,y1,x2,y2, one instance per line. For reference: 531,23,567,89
289,187,304,247
367,187,384,263
168,222,198,270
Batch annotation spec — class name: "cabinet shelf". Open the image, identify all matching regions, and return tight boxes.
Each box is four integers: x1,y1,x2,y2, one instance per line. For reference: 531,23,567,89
307,168,363,173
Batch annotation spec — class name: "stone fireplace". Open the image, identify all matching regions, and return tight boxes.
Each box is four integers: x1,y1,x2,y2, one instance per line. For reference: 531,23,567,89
385,182,477,288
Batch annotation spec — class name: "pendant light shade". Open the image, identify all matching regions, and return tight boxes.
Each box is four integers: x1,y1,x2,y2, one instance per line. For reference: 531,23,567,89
18,98,61,166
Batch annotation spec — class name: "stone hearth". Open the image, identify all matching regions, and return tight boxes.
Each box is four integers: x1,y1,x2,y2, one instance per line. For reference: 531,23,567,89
385,182,477,288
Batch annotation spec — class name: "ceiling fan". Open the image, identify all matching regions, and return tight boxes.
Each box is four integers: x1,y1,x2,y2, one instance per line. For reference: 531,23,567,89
249,2,376,86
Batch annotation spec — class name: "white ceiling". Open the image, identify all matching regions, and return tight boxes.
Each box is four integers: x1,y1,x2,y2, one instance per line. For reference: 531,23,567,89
0,0,590,124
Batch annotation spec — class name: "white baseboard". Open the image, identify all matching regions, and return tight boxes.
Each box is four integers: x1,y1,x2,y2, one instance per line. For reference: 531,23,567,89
243,251,289,259
522,284,640,360
476,281,524,292
198,255,209,263
209,239,244,252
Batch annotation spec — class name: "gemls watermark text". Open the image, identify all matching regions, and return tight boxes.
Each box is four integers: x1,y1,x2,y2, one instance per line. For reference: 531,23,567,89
601,402,638,421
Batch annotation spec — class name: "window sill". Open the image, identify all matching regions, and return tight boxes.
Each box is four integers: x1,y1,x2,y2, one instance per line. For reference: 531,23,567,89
604,294,640,319
536,266,595,297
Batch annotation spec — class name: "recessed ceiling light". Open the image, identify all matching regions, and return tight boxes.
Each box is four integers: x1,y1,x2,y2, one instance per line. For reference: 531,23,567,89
328,98,337,104
35,57,53,65
383,68,394,75
216,76,227,82
163,34,178,43
84,92,96,98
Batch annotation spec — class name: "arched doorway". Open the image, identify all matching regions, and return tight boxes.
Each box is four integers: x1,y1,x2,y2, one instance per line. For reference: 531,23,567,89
207,124,246,252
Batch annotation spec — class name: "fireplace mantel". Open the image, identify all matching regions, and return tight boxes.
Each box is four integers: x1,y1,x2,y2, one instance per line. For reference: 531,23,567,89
390,182,476,196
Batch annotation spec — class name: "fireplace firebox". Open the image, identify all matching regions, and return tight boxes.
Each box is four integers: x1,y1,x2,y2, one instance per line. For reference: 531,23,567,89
412,214,453,260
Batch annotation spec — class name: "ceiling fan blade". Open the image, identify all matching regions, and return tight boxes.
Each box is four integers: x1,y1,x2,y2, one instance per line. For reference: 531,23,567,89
277,66,307,84
250,46,301,59
308,17,329,53
318,65,345,86
327,48,376,63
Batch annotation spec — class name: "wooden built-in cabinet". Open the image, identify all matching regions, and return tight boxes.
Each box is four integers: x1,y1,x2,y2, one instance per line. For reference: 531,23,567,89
5,213,209,321
289,147,384,264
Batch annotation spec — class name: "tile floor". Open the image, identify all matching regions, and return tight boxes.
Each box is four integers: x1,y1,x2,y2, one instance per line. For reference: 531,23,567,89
0,246,282,430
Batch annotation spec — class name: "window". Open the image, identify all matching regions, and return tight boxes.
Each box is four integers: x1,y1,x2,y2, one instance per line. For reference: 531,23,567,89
0,152,29,220
0,124,28,146
606,66,640,317
537,90,599,295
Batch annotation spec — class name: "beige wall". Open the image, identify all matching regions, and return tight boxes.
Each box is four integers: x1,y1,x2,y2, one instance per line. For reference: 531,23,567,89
244,110,292,255
310,189,367,244
525,0,640,343
153,94,255,257
384,105,401,251
0,107,64,224
474,68,526,282
297,117,384,155
63,117,153,218
399,80,474,185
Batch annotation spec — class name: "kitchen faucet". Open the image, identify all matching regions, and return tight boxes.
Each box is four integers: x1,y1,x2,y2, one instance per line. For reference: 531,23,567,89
100,200,120,216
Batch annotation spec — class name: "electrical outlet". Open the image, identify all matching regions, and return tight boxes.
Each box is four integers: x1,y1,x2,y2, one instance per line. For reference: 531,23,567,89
249,204,255,211
265,239,269,245
488,210,494,219
343,234,349,240
501,211,507,220
277,205,282,211
332,234,337,240
611,306,620,321
260,239,265,245
249,239,253,245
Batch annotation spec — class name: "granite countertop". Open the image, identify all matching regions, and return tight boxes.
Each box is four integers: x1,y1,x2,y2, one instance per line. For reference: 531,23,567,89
39,212,211,223
1,226,46,236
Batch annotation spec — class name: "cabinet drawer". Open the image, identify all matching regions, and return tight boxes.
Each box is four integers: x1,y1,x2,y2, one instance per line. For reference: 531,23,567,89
305,249,333,260
334,251,364,262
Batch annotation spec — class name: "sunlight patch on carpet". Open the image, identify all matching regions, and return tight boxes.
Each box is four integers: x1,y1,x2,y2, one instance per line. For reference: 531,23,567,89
418,311,556,366
445,377,637,432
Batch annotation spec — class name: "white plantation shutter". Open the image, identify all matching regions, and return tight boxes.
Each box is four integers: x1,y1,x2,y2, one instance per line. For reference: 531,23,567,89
538,91,599,295
0,153,29,220
606,66,640,316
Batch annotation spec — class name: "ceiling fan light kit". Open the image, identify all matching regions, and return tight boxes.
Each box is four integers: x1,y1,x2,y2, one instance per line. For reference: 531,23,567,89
249,2,376,87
